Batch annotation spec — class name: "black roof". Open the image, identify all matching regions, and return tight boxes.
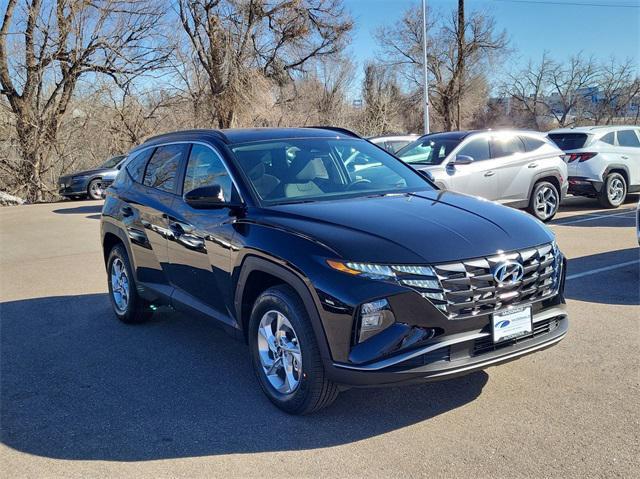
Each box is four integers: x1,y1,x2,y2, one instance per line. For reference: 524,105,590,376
144,127,360,146
418,130,483,141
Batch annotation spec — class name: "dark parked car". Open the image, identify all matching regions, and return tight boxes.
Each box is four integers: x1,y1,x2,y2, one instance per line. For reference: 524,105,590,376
59,155,125,200
101,127,568,414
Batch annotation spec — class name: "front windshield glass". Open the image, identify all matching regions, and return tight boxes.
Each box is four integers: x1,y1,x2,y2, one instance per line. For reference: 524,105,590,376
230,138,432,205
101,155,125,169
397,136,461,165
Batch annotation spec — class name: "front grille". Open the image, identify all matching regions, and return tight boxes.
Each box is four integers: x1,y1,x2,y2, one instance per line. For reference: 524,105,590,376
395,243,561,319
387,347,451,371
472,317,561,356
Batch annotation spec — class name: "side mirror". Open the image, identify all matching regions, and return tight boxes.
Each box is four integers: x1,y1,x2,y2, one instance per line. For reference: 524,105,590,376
454,154,474,165
184,185,243,209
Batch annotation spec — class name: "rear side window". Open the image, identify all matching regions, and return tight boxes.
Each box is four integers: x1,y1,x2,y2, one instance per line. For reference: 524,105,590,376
617,130,640,147
600,132,616,145
457,137,490,161
143,144,186,193
126,149,154,183
489,136,525,158
183,144,233,201
548,133,589,151
520,136,546,152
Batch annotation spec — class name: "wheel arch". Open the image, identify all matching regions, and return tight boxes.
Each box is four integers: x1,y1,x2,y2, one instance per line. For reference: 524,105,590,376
603,165,629,185
233,255,332,361
527,171,562,203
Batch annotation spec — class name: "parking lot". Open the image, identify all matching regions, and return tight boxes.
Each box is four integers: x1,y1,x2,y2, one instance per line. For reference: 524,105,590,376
1,197,638,478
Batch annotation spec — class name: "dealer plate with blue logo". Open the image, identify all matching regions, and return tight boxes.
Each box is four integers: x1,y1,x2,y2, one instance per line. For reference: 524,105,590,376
492,305,532,343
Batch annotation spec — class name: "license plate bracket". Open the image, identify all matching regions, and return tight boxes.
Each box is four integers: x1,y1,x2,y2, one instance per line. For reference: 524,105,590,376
492,306,532,343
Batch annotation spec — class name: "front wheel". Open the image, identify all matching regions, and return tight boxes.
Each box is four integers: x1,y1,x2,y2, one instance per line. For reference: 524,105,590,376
598,172,627,208
528,181,560,222
87,179,104,200
248,285,338,414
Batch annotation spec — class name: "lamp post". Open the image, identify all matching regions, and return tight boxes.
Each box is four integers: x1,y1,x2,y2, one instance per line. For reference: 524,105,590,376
422,0,430,134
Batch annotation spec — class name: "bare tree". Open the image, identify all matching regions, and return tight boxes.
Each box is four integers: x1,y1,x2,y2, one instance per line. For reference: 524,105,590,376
376,1,506,131
589,58,640,124
359,63,405,136
177,0,353,129
0,0,170,201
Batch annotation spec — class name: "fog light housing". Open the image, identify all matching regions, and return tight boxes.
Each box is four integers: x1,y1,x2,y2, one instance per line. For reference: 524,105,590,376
357,299,395,343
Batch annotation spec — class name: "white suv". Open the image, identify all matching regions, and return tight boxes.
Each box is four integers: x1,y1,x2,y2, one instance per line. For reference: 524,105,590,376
397,130,568,222
548,126,640,208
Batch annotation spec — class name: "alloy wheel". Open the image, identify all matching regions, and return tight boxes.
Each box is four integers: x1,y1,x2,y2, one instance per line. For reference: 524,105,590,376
607,177,625,205
110,258,130,313
534,185,558,221
89,180,103,199
257,310,302,394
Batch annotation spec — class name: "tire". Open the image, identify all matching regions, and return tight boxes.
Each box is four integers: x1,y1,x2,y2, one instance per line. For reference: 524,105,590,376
248,285,339,414
87,179,104,200
528,180,560,222
598,172,627,209
106,244,153,324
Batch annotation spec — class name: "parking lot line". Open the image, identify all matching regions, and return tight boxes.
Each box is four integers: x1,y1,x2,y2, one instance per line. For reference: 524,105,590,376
566,259,640,281
551,209,635,226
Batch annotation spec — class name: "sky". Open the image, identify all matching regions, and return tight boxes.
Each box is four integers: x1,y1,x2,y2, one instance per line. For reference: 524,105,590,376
342,0,640,93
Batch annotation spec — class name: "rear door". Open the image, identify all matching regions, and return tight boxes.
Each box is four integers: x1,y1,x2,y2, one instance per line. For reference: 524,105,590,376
490,134,531,203
134,144,189,293
616,128,640,186
447,135,498,200
166,143,239,325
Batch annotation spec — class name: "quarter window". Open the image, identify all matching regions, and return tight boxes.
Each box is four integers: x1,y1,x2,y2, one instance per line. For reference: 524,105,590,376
600,132,616,145
520,136,546,152
617,130,640,147
183,144,233,202
457,137,491,161
143,144,186,193
126,148,154,183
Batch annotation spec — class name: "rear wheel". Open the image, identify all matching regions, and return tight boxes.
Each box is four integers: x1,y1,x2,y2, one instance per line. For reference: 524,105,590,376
598,172,626,208
528,181,559,222
107,244,152,323
88,179,104,200
249,285,339,414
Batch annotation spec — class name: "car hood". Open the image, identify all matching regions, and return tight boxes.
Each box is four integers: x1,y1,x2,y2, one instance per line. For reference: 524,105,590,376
261,190,554,264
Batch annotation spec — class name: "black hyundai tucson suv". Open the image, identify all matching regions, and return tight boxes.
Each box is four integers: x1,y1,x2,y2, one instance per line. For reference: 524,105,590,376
101,127,568,414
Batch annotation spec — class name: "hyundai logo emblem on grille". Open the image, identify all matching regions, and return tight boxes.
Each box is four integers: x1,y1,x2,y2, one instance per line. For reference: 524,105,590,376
493,261,524,285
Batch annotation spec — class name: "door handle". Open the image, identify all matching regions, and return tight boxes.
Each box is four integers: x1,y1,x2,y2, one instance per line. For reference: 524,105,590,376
621,156,629,160
527,163,538,168
169,221,206,250
484,170,495,177
120,206,134,218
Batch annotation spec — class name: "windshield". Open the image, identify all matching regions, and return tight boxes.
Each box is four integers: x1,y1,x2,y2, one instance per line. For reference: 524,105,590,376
397,136,461,165
100,155,125,169
230,138,432,205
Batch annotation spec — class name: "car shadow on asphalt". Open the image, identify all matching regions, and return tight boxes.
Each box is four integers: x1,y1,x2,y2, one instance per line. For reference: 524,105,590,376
0,293,488,461
52,204,102,218
565,247,640,306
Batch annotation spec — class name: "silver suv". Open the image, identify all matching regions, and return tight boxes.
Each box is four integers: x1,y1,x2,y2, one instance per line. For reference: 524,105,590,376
397,130,568,222
548,126,640,208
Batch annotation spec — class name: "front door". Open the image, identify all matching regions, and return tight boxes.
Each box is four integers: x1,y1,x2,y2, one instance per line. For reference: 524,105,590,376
447,136,499,200
166,143,238,323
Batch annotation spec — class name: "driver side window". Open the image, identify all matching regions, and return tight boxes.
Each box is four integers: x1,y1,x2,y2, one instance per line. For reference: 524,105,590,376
457,137,490,161
183,144,233,201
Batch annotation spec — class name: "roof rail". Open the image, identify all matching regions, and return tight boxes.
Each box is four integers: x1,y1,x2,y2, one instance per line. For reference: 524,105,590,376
144,129,230,144
305,126,361,138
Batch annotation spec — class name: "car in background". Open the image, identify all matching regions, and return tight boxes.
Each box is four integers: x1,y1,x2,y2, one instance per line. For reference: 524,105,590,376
396,130,568,222
58,155,126,200
547,126,640,208
368,134,419,154
101,127,568,414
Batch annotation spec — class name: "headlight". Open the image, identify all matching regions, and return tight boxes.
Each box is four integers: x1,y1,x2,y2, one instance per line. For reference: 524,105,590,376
326,260,396,279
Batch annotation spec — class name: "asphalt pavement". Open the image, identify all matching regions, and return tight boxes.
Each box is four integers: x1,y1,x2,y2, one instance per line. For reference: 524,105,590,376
0,196,638,478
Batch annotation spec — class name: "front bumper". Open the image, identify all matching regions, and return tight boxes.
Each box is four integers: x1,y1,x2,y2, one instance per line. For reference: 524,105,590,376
326,304,567,387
